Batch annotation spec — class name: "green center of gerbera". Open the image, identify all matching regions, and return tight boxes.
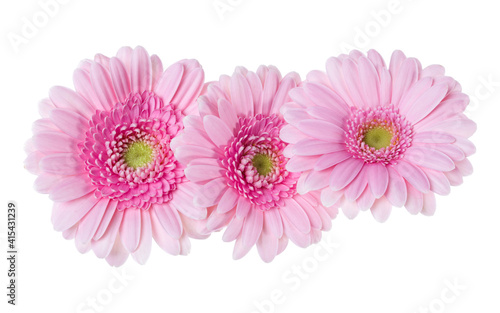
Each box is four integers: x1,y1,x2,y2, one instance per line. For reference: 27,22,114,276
124,141,154,169
252,153,273,176
363,127,393,150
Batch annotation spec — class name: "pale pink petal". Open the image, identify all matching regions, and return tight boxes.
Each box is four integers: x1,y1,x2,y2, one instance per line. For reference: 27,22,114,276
385,167,407,207
92,206,123,258
75,199,109,244
105,234,129,266
153,204,182,239
217,188,239,214
404,146,455,172
405,184,423,215
320,188,343,207
154,62,184,104
281,199,311,234
131,210,153,265
49,86,95,119
395,160,430,193
50,175,95,202
39,153,85,175
296,119,345,142
119,208,142,253
90,62,118,111
109,57,131,101
51,192,100,232
49,108,88,140
367,163,389,198
370,197,392,222
151,210,180,255
421,193,436,216
203,115,233,148
329,158,364,191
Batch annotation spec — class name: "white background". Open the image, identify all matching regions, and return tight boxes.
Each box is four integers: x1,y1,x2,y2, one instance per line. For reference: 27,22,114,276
1,0,499,312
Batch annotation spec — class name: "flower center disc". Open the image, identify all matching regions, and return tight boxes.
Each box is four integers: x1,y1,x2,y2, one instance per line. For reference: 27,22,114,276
252,153,273,176
363,127,393,150
124,141,153,169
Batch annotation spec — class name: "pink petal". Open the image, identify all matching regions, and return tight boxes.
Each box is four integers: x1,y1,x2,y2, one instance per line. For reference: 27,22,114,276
217,188,239,214
264,208,283,238
296,119,345,142
260,67,280,115
424,169,451,196
171,67,204,113
50,175,95,202
150,210,180,255
91,209,123,258
49,108,89,140
34,173,61,194
203,115,233,148
370,197,392,222
131,210,153,265
206,210,233,232
119,208,142,253
223,216,244,242
404,83,449,124
49,86,95,119
357,56,380,107
304,82,350,116
366,163,389,198
39,153,85,175
286,155,316,172
90,62,118,111
33,131,78,153
293,140,345,156
218,98,239,133
421,193,436,216
93,200,118,240
269,76,297,114
405,184,423,215
329,158,364,191
130,46,152,93
344,167,367,201
241,208,264,248
236,197,251,218
413,131,456,144
51,192,99,232
357,187,376,211
105,234,129,266
404,146,455,172
281,199,311,234
109,57,131,101
282,215,311,248
395,160,430,193
341,198,359,219
391,58,419,106
303,169,331,192
75,199,109,244
73,69,103,111
385,167,407,207
194,178,226,208
320,188,343,207
184,164,224,183
153,204,182,239
257,227,279,263
280,125,310,144
154,63,184,104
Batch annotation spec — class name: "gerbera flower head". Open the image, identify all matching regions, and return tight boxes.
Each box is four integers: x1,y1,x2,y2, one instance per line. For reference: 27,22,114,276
25,46,208,266
172,66,338,262
280,50,476,222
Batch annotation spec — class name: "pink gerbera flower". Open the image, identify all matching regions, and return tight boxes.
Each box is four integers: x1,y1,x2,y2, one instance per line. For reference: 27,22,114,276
172,66,338,262
24,46,208,266
280,50,476,222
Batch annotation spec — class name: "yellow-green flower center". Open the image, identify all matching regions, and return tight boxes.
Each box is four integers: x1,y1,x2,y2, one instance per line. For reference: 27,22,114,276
363,127,393,150
124,141,153,169
252,153,273,176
